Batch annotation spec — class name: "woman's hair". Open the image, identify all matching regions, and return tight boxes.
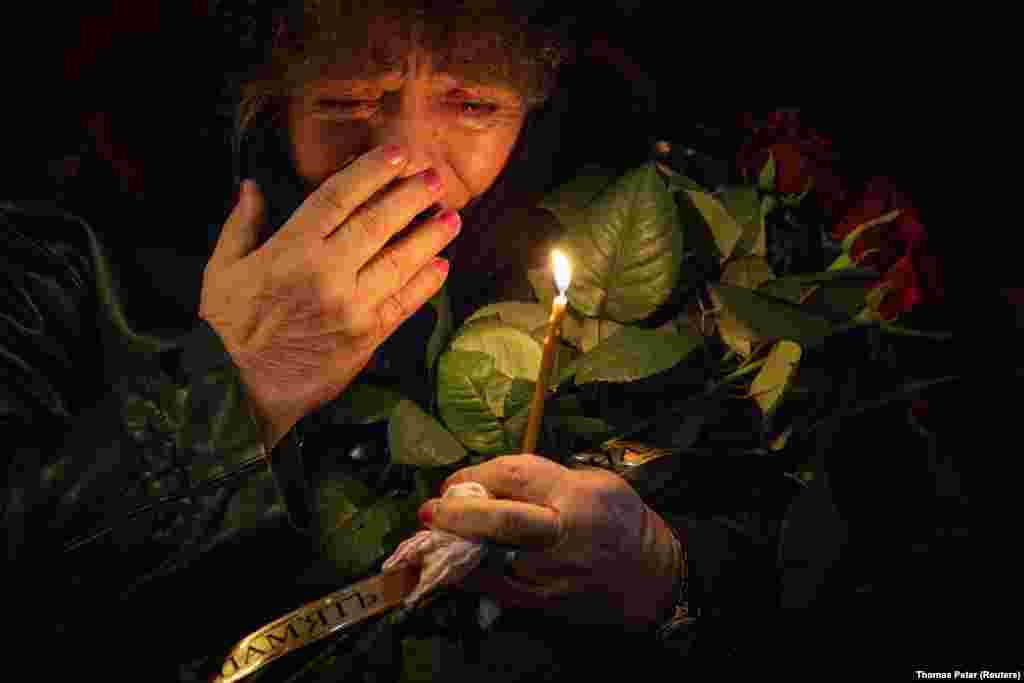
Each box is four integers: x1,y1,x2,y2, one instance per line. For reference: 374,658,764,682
230,0,574,152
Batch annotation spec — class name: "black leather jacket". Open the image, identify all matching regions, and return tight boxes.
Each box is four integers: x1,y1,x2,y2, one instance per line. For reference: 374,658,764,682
2,200,786,681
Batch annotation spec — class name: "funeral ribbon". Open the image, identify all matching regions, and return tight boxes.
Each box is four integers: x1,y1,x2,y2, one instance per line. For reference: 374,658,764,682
215,482,512,683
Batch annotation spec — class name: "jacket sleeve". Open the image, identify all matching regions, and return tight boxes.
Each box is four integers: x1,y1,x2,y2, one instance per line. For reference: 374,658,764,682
1,202,313,626
657,513,781,665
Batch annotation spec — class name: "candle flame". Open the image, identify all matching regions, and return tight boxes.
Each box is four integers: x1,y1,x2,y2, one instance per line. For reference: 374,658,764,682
552,250,571,294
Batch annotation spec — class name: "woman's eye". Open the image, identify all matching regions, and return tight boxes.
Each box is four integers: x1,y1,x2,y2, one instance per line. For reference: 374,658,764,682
453,101,499,117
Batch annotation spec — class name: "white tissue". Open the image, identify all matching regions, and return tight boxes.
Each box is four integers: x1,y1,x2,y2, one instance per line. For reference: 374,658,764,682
382,482,500,616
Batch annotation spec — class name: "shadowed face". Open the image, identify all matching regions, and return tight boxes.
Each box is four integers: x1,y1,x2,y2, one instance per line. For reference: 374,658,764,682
286,47,528,212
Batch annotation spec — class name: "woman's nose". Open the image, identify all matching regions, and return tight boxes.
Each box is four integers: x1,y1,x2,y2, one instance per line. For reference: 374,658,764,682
373,101,441,179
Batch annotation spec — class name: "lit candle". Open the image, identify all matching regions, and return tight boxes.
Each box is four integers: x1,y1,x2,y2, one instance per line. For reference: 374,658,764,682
522,250,571,454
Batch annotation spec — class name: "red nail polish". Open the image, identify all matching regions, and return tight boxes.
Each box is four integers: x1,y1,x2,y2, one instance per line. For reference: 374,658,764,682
423,168,443,194
439,208,461,233
418,502,434,526
381,144,406,165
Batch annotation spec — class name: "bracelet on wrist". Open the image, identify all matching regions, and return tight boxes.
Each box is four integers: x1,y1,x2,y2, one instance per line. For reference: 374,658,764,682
656,526,696,642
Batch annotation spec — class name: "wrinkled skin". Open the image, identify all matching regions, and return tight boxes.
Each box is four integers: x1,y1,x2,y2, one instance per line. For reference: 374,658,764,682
421,455,684,630
287,50,528,208
201,47,683,629
200,48,527,448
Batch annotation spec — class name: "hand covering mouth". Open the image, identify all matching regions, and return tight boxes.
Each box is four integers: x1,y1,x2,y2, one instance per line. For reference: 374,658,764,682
384,201,446,249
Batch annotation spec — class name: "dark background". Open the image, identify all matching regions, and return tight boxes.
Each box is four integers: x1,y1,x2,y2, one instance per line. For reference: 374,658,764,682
24,2,947,244
17,0,981,671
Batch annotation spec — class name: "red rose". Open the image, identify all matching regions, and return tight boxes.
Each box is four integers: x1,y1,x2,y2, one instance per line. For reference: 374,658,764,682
1003,288,1024,306
833,176,943,319
736,109,848,215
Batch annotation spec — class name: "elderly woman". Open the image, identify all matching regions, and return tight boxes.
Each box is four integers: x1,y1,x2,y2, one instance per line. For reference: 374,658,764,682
4,1,777,680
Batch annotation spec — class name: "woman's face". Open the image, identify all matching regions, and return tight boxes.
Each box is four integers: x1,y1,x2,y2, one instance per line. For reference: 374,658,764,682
286,48,528,212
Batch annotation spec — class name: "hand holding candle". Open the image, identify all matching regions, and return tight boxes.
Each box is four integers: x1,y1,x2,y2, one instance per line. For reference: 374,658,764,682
522,250,571,454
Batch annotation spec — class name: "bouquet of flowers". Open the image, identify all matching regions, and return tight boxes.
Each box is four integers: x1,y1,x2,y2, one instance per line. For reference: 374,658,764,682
269,106,955,682
376,108,951,468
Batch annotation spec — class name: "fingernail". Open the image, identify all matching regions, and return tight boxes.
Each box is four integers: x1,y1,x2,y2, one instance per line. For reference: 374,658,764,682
239,179,256,207
423,168,443,194
381,144,406,166
418,500,436,526
432,257,449,276
438,208,461,234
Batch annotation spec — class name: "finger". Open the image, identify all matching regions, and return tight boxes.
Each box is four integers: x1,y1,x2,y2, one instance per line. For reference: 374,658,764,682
277,143,409,245
368,253,450,345
326,166,445,274
420,496,562,550
208,179,265,269
354,207,460,313
442,454,567,505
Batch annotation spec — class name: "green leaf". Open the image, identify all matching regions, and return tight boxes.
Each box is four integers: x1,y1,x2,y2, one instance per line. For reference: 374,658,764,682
877,321,953,341
450,319,542,381
425,284,453,374
671,191,721,284
803,280,872,321
221,467,285,534
777,175,815,209
388,398,468,467
757,278,808,305
574,325,704,385
322,497,408,579
557,355,581,385
721,255,775,289
709,283,835,348
157,383,188,432
750,340,802,418
718,185,761,229
317,470,374,538
465,301,550,334
758,152,776,193
828,252,854,271
437,343,537,455
770,425,794,451
655,161,704,193
502,379,535,450
400,637,443,683
682,189,744,264
483,372,514,419
551,415,616,442
783,268,881,284
715,256,774,356
840,208,903,252
803,375,958,438
760,268,879,306
578,316,624,354
538,164,618,230
437,351,505,454
564,163,685,323
719,185,765,258
331,382,403,425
